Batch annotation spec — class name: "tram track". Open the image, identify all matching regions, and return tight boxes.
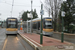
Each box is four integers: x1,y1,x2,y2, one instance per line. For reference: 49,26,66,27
2,35,29,50
17,34,34,50
17,35,29,50
2,36,8,50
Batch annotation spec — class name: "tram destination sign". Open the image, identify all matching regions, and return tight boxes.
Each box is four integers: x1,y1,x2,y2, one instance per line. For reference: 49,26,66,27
8,19,16,21
45,19,52,21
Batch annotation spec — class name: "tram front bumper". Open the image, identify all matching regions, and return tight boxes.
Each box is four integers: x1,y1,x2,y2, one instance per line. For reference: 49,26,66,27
6,31,17,34
43,31,53,36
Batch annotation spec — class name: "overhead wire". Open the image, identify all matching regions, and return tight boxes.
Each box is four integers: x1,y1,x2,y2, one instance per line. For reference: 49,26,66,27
0,1,12,5
11,0,14,17
1,1,40,7
4,2,12,5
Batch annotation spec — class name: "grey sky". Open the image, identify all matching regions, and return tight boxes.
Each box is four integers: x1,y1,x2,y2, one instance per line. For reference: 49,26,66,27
0,0,48,21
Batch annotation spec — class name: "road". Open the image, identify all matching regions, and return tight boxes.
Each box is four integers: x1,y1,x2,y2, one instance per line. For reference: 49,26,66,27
52,32,75,44
0,28,34,50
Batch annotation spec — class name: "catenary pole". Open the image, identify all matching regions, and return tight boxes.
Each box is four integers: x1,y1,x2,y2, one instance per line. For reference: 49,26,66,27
30,0,33,34
40,4,43,44
11,0,14,17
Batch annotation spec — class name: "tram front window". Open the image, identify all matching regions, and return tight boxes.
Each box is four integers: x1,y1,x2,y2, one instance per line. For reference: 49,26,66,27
8,22,16,28
45,21,53,29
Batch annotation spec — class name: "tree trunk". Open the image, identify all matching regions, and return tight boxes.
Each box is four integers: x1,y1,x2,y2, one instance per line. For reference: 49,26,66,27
67,24,69,32
54,19,57,31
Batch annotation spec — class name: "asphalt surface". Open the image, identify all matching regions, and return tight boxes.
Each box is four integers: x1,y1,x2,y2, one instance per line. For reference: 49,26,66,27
3,35,26,50
18,34,34,50
0,28,34,50
0,28,6,50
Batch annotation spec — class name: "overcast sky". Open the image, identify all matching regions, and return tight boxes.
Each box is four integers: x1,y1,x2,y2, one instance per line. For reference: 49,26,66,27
0,0,49,21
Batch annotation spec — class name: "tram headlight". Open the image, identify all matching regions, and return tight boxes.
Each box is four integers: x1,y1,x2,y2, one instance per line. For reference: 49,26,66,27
6,29,8,31
15,29,18,31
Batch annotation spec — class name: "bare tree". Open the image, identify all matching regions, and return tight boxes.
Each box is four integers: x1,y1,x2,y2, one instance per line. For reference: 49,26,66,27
45,0,53,17
45,0,63,31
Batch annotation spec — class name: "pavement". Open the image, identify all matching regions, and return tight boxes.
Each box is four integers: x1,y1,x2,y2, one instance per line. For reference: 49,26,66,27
18,30,75,50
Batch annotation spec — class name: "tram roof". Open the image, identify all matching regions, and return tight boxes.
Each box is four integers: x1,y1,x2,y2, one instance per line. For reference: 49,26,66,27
27,17,52,22
6,17,17,19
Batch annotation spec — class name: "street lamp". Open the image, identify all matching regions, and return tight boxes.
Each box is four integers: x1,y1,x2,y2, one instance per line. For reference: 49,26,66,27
30,0,33,34
40,4,44,44
0,13,1,16
61,0,66,43
0,18,2,27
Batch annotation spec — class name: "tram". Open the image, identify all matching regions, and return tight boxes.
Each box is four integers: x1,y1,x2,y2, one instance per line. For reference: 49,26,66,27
6,17,18,35
23,17,53,36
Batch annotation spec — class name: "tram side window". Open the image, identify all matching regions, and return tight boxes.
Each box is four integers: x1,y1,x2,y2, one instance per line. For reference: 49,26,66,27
32,22,37,29
23,24,27,28
37,21,40,30
43,21,45,28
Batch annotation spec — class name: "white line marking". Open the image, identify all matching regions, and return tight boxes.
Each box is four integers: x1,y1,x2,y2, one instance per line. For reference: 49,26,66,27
24,35,43,47
19,34,38,48
2,38,7,50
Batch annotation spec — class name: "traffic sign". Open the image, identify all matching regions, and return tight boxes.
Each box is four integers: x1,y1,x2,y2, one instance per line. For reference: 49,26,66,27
40,10,44,15
27,13,33,18
61,11,65,17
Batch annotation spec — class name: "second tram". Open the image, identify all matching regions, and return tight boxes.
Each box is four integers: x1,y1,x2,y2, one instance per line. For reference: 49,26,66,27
23,17,53,36
6,17,18,35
